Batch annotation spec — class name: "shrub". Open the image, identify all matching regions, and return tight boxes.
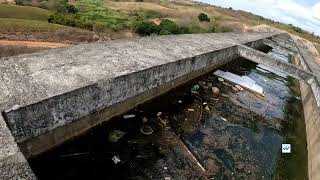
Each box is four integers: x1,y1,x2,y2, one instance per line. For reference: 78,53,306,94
54,0,77,14
159,19,180,35
135,21,159,35
198,13,210,22
179,26,192,34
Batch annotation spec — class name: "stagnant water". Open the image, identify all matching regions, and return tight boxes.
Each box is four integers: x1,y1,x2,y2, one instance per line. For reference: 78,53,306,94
29,50,308,180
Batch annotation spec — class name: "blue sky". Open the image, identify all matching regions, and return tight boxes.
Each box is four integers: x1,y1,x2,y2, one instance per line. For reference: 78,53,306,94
199,0,320,35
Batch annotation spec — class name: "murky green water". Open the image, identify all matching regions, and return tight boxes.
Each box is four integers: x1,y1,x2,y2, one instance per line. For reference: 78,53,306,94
29,49,308,180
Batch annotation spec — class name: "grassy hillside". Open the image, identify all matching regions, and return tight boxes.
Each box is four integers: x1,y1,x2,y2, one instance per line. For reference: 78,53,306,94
0,18,68,32
0,4,51,20
1,0,319,45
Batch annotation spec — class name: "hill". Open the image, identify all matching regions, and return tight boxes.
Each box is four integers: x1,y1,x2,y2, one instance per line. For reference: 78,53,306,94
0,0,319,46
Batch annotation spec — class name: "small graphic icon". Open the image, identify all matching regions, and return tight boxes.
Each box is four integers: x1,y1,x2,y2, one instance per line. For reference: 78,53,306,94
282,144,291,153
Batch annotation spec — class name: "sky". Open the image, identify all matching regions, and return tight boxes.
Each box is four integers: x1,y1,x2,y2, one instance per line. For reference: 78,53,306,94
199,0,320,35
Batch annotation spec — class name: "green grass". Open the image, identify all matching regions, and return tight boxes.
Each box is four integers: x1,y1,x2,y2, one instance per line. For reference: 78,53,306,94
0,18,89,32
0,4,51,21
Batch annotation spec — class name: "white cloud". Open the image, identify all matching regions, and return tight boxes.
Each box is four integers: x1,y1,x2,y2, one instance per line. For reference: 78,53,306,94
313,3,320,20
199,0,320,35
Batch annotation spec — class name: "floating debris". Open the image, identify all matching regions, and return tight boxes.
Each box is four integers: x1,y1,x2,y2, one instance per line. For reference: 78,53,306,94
214,70,264,96
221,93,229,98
112,155,121,164
223,81,233,87
235,84,244,91
178,100,183,104
142,117,148,123
204,105,210,112
218,77,224,82
123,114,136,119
157,112,162,117
220,117,228,122
165,177,171,180
140,125,154,135
191,84,200,93
198,81,206,88
211,87,220,94
232,86,239,92
187,109,195,112
108,130,126,142
202,85,209,90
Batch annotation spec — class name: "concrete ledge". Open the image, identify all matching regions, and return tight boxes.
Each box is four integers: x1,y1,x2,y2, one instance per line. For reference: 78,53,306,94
237,45,314,82
0,115,35,179
263,39,298,55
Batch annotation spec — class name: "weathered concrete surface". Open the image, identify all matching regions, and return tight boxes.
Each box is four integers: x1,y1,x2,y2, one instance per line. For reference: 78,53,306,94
237,45,314,82
288,34,320,180
0,115,35,179
0,33,279,146
263,39,298,56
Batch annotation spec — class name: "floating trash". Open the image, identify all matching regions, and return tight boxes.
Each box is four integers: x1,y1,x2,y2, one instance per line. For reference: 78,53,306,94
187,109,195,112
211,87,220,94
232,86,239,92
235,84,244,91
191,84,200,93
112,155,121,164
204,105,210,112
123,114,136,119
140,125,154,135
220,116,228,122
178,100,183,104
142,117,148,123
157,112,162,117
218,77,224,82
214,70,264,96
108,130,126,142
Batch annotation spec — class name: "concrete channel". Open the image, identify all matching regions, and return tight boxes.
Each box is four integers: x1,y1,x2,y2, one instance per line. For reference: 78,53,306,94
0,32,319,179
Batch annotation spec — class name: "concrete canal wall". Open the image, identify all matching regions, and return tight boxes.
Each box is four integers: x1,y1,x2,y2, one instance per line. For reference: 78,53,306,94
0,32,319,179
289,34,320,180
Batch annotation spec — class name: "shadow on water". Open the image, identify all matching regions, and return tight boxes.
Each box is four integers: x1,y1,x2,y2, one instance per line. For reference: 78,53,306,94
28,50,308,180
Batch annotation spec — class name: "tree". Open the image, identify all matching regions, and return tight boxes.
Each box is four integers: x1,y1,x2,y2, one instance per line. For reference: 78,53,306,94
135,21,159,35
159,19,180,35
198,13,210,22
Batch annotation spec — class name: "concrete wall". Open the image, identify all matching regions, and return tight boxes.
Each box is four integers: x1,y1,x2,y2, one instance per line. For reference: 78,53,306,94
300,81,320,180
0,33,280,158
288,34,320,180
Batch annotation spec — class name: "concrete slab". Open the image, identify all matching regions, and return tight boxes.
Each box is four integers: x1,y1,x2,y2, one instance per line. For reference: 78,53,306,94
0,33,280,145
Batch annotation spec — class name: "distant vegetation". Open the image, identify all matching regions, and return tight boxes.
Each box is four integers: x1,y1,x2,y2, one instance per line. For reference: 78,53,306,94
0,4,50,20
1,0,319,45
198,12,210,22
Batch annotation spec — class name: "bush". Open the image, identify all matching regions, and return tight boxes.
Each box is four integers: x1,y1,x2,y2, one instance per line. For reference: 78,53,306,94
159,19,180,35
198,13,210,22
135,21,159,35
179,26,192,34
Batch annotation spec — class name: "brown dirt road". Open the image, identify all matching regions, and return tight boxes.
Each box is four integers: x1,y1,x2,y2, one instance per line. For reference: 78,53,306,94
0,40,70,48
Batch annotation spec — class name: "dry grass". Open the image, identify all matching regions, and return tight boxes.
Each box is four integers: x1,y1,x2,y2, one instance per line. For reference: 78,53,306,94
0,45,47,58
315,43,320,54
